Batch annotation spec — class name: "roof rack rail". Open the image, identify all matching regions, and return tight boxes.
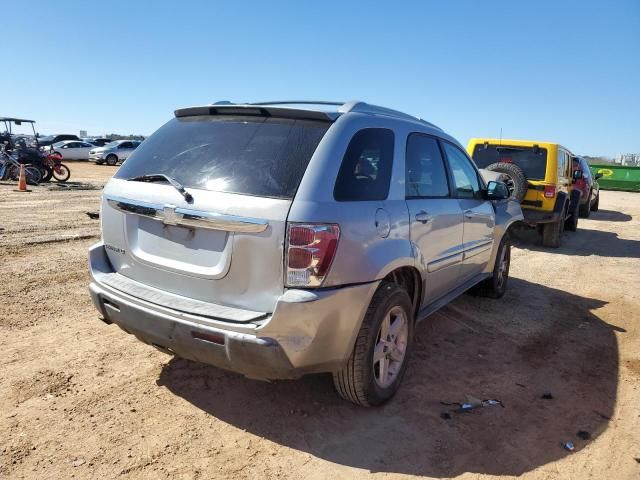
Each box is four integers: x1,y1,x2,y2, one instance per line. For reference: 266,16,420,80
339,101,442,130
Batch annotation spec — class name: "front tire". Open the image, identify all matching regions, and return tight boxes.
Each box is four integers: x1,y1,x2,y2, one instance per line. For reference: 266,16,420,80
106,154,118,166
52,163,71,183
333,283,414,407
591,193,599,211
579,190,592,218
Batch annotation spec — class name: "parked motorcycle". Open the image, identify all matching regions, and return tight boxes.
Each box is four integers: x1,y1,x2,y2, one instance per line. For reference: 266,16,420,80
43,152,71,183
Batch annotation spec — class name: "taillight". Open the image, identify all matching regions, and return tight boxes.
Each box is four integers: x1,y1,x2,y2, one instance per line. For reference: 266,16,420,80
544,185,556,198
286,224,340,287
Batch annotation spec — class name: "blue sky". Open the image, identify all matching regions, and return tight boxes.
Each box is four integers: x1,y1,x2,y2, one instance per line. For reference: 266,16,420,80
2,0,638,157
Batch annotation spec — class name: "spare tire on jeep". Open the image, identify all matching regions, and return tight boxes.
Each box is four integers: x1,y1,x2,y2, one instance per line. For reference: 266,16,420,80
485,162,528,202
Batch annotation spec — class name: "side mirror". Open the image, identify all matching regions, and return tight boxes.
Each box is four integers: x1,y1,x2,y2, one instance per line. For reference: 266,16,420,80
486,180,510,200
572,169,583,180
594,173,603,180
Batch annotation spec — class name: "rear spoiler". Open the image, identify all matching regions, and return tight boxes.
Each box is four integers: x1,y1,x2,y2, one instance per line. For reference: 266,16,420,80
174,105,338,122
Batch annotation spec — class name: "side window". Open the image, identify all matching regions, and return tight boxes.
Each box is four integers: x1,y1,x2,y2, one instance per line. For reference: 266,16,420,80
119,142,131,149
405,134,449,198
333,128,394,201
558,149,567,178
442,142,481,199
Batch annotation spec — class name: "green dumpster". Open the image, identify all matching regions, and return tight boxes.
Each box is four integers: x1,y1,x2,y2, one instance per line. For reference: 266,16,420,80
589,164,640,192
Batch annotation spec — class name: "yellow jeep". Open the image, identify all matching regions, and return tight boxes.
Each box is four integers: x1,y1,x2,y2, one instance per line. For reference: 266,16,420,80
467,138,582,248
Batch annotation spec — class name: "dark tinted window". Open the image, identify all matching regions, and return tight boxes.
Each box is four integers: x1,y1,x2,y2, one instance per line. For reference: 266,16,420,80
443,142,481,199
405,134,449,198
472,144,548,180
333,128,394,201
578,157,592,180
115,116,329,199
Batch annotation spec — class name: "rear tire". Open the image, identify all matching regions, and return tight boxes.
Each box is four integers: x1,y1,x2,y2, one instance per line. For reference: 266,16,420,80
565,200,579,232
542,219,562,248
40,165,53,183
579,192,591,218
106,154,118,166
591,193,600,211
333,282,413,407
475,234,511,298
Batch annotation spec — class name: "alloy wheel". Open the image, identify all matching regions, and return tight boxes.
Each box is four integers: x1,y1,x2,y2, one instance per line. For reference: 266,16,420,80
373,306,409,388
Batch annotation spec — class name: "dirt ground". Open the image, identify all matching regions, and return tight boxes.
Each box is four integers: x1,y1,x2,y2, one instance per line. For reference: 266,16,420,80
1,162,639,479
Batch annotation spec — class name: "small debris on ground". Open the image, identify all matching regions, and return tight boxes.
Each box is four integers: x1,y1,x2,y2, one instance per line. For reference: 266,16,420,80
85,211,100,219
563,441,575,451
441,395,504,413
440,412,451,420
71,458,86,467
541,393,554,400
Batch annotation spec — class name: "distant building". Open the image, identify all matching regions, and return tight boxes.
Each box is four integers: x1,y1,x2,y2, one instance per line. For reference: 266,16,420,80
80,130,87,137
615,153,640,166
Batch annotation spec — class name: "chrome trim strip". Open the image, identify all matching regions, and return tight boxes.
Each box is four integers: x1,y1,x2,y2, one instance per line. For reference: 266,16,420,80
105,195,268,233
462,240,494,260
427,252,463,273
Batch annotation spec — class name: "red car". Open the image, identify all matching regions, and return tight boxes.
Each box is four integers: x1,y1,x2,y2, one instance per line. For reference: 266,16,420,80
572,156,601,217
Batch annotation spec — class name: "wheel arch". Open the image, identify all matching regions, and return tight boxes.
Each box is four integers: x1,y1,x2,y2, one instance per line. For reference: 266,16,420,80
381,266,422,319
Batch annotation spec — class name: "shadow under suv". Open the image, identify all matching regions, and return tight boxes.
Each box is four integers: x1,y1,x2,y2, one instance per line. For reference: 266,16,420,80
88,101,523,406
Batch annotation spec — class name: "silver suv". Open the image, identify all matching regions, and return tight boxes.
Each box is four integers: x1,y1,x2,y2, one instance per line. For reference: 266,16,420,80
89,140,141,166
88,101,523,406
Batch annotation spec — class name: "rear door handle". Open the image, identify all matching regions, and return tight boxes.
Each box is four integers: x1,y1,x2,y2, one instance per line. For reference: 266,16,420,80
415,211,432,224
464,209,475,219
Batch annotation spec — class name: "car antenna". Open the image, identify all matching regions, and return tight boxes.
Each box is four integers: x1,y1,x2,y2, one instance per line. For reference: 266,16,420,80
499,127,503,146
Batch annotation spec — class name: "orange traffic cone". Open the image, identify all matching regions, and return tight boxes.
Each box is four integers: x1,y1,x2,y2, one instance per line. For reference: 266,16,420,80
14,164,31,193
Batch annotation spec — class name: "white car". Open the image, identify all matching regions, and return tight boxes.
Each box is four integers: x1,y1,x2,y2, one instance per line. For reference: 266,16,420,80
88,140,141,165
50,140,95,160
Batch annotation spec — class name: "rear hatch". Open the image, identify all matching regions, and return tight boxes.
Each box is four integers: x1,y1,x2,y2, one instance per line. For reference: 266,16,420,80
471,143,549,208
101,112,330,315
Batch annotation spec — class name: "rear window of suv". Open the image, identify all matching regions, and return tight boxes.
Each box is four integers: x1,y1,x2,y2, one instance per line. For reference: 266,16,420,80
114,116,329,199
472,144,548,180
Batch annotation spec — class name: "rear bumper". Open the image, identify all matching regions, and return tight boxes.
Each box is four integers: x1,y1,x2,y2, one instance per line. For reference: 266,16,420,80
522,191,567,225
88,242,379,379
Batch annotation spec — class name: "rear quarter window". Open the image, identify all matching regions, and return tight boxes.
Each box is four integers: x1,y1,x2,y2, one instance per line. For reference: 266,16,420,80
333,128,394,201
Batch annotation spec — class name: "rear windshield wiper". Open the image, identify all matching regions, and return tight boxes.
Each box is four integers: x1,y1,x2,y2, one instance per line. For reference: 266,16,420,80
126,174,193,203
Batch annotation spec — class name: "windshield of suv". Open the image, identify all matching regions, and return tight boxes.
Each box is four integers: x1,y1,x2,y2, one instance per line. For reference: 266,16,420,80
472,144,548,180
114,115,329,199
